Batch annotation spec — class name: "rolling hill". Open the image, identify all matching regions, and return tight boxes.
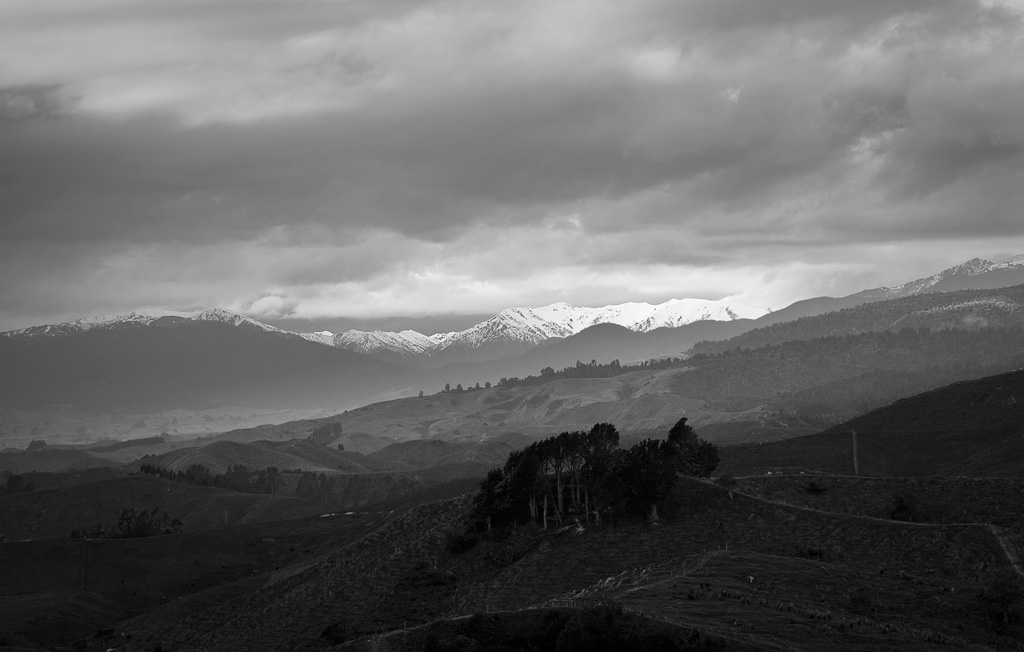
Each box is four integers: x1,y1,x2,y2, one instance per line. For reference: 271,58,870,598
718,369,1024,478
134,438,409,475
692,283,1024,357
317,319,1024,451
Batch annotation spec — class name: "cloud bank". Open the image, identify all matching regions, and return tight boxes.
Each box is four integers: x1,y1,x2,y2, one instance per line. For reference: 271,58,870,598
2,0,1023,330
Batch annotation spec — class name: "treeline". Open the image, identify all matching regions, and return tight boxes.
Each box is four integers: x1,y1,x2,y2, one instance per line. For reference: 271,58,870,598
137,463,339,501
295,471,336,501
71,507,183,539
1,474,35,494
139,463,282,495
497,357,688,389
438,358,688,395
469,418,718,534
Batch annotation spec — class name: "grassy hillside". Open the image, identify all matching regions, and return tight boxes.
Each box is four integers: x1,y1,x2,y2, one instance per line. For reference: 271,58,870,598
0,472,335,540
0,510,392,648
719,369,1024,478
314,324,1024,456
730,475,1024,526
0,447,117,474
83,477,1022,652
692,284,1024,357
134,438,412,475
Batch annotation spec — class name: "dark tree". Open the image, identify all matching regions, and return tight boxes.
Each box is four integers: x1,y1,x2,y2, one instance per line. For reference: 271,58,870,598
666,417,719,477
615,439,677,522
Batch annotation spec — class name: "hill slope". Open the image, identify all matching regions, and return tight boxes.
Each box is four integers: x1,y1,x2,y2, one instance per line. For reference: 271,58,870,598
719,369,1024,477
0,318,397,413
106,477,1022,652
0,472,334,540
693,283,1024,356
136,439,408,475
325,322,1024,450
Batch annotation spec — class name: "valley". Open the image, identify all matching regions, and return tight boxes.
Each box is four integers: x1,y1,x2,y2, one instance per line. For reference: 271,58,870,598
2,257,1024,650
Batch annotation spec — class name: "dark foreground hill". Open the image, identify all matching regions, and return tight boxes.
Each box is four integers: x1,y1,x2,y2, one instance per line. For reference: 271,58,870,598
719,369,1024,477
0,510,393,649
0,471,335,540
56,476,1022,652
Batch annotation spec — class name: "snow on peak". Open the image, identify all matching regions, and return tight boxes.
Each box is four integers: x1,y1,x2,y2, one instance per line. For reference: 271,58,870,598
328,329,436,357
189,308,284,333
633,298,764,331
422,298,767,353
1,309,192,338
298,330,337,346
885,256,1024,296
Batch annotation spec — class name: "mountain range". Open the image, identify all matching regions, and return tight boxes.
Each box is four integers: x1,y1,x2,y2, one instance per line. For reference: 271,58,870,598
2,255,1024,445
8,255,1024,363
301,298,766,363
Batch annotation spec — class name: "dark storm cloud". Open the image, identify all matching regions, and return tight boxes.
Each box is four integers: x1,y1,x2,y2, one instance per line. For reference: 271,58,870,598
0,84,74,125
1,0,1023,328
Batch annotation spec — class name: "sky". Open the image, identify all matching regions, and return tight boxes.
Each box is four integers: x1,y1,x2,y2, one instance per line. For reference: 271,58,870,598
3,0,1024,334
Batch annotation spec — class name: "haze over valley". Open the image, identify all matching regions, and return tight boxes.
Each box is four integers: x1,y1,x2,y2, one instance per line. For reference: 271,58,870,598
5,0,1024,649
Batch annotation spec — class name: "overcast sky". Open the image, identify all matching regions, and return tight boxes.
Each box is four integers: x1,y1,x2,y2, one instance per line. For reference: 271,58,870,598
3,0,1024,333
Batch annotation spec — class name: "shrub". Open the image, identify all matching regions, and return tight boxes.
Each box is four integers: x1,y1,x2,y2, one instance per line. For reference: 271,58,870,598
980,575,1024,633
805,481,827,495
446,530,480,554
888,493,920,522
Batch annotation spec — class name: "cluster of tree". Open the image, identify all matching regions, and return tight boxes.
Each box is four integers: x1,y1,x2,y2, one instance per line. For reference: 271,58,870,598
71,507,183,539
434,358,693,397
1,474,35,494
493,357,690,391
138,463,281,494
440,381,490,394
295,471,337,501
471,418,718,532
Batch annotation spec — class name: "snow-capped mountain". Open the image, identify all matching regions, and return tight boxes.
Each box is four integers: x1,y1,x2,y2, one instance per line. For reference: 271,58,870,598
1,308,284,339
1,310,187,338
886,258,998,297
860,256,1024,301
322,298,765,360
189,308,286,333
322,329,437,358
7,255,1022,364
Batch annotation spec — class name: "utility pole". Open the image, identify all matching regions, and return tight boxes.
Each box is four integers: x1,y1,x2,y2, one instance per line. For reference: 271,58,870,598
851,429,859,476
79,537,87,592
